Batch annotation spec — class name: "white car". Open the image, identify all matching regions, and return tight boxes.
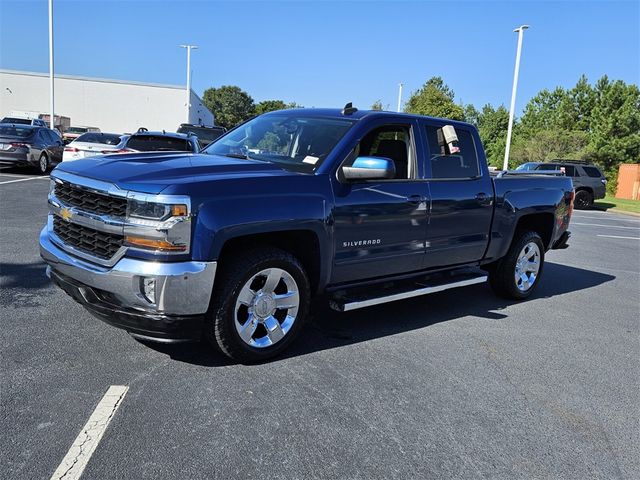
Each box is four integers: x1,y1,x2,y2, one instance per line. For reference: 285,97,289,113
62,132,128,161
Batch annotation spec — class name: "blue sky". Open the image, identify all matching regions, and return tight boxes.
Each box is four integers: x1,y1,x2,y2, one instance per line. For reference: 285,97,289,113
1,0,638,114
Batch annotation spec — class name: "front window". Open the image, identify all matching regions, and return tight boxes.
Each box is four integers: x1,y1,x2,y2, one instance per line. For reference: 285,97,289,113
202,114,354,172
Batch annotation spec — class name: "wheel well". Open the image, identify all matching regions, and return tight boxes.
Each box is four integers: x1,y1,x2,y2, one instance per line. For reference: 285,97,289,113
218,230,321,292
575,187,593,195
516,213,554,249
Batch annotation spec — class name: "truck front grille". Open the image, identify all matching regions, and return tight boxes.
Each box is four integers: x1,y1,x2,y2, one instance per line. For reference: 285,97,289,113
53,216,124,260
55,182,127,217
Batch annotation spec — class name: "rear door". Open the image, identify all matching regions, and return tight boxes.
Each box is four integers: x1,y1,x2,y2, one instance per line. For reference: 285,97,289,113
331,118,430,284
420,122,494,268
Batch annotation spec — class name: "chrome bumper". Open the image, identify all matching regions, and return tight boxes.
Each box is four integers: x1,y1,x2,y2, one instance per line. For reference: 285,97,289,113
39,227,216,316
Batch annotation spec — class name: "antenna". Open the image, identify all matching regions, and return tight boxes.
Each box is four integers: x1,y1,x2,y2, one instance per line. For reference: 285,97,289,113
342,102,358,115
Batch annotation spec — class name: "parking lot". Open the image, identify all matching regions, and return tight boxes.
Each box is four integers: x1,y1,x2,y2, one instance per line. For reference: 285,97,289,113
1,166,638,479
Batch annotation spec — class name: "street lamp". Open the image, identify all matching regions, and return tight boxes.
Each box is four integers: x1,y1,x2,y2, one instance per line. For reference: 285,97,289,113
179,44,198,124
397,83,403,112
503,25,529,171
48,0,55,129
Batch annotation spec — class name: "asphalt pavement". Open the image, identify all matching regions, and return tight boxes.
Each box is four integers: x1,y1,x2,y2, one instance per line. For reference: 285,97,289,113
1,166,638,479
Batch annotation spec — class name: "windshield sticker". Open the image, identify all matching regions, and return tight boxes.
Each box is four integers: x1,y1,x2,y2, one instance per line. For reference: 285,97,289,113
303,156,319,164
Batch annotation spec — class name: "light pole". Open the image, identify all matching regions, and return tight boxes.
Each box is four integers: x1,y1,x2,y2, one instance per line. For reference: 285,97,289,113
179,44,198,124
503,25,529,171
397,83,403,112
48,0,55,130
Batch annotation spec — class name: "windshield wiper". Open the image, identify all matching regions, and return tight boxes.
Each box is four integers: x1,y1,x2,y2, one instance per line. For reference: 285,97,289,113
223,153,251,160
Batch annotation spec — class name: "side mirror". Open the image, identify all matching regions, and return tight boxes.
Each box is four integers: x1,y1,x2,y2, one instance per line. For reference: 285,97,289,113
342,156,396,181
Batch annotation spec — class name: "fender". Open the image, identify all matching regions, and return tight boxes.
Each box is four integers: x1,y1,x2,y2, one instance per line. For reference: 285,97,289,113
485,186,569,261
191,190,334,290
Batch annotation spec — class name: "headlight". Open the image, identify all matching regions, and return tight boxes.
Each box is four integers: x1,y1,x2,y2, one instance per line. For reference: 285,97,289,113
127,199,188,220
124,196,191,254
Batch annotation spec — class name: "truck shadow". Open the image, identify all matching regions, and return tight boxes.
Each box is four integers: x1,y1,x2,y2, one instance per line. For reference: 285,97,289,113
143,262,615,367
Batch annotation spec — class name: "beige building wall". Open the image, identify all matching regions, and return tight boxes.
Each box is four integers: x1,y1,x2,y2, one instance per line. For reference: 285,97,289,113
0,69,214,133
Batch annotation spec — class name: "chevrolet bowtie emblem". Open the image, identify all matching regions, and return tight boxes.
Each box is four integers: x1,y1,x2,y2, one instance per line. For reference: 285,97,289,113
60,208,72,221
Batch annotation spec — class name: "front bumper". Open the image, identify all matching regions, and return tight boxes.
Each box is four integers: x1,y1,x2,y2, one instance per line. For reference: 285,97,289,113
40,227,217,341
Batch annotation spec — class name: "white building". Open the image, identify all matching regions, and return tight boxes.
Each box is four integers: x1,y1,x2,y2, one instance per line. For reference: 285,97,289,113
0,69,214,133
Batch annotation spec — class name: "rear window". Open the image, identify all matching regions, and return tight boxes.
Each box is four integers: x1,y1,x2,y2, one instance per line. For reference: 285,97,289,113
582,166,602,178
0,125,34,137
177,126,225,142
1,117,31,125
425,126,480,179
76,133,122,145
126,135,193,152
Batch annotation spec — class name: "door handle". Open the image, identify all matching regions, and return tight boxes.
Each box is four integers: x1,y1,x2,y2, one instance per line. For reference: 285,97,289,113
475,192,491,205
408,195,425,204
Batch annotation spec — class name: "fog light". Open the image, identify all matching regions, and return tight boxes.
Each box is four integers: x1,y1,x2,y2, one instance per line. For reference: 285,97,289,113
141,277,156,304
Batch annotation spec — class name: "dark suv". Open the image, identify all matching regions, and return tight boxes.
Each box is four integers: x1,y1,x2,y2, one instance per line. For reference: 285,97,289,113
516,160,606,208
120,128,200,153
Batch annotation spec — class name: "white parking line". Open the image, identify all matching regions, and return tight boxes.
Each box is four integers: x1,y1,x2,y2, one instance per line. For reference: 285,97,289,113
0,176,48,185
597,234,640,240
50,385,128,480
572,222,640,230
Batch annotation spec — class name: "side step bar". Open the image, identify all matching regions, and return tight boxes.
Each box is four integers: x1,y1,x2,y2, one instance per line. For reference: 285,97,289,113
330,271,488,312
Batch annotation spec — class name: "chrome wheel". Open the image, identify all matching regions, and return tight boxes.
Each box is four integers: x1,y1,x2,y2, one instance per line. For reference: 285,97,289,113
234,268,300,348
39,154,49,173
514,242,541,292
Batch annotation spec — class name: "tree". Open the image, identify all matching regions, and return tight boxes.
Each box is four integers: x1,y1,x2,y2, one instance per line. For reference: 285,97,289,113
477,104,509,168
371,100,384,111
404,76,465,120
463,104,480,127
255,100,288,115
202,86,255,129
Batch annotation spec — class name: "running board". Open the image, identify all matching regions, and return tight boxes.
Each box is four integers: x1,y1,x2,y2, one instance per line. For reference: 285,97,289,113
330,270,488,312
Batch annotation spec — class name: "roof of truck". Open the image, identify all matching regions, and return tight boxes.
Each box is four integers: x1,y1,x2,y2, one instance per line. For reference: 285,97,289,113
263,108,474,127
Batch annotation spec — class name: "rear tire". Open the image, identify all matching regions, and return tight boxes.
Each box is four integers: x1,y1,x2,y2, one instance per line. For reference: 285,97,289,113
574,190,593,209
204,247,310,363
37,153,50,174
489,231,545,300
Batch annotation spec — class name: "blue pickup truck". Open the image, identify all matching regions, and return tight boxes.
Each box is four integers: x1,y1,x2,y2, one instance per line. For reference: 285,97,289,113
40,107,574,362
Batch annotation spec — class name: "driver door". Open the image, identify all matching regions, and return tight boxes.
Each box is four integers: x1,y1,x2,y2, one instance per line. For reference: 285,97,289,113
331,119,430,284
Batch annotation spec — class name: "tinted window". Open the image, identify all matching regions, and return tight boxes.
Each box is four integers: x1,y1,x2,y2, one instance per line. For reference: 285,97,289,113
425,126,479,178
177,126,225,142
536,164,558,171
582,166,602,178
1,117,31,125
0,125,34,138
126,135,193,152
76,133,123,145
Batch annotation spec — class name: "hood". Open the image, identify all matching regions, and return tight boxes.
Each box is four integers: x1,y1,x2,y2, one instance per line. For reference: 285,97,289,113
53,152,290,194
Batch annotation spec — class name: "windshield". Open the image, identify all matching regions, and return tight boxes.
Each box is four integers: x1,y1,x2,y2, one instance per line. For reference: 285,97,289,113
515,163,537,171
67,127,89,134
202,114,354,172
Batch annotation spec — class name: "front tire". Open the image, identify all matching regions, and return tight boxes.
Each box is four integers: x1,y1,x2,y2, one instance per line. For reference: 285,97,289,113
205,247,311,363
489,231,545,300
574,190,593,209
